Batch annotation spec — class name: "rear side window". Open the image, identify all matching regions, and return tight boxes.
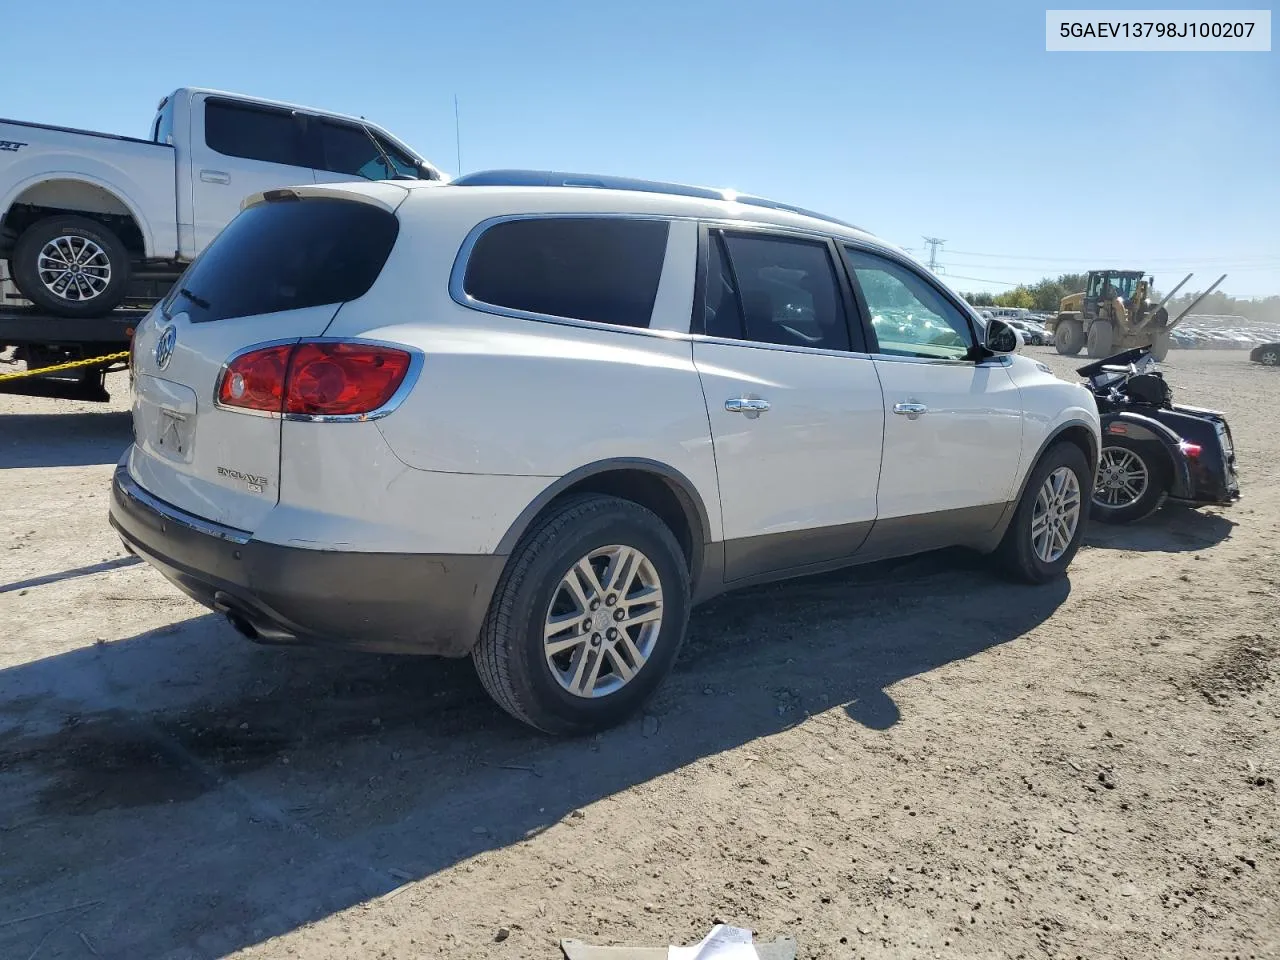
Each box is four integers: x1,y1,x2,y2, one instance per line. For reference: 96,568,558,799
164,198,398,323
205,99,307,167
702,233,744,339
463,218,669,328
718,233,851,351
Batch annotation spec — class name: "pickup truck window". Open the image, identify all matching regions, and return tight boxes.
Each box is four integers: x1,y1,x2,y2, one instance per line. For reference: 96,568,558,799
205,99,307,168
317,120,418,180
153,100,175,145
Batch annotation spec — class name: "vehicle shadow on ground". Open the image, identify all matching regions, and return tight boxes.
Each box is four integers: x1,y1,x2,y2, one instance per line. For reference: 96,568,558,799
0,551,1069,959
1083,505,1237,553
0,411,132,469
0,556,141,595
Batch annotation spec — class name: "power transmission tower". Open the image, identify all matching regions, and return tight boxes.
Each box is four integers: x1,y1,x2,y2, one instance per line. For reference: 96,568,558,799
921,237,946,273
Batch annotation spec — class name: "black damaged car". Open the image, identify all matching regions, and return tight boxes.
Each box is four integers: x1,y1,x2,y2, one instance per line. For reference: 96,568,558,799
1080,346,1240,523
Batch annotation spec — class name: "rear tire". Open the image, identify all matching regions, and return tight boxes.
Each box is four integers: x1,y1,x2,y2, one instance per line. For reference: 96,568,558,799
1055,320,1084,355
11,215,131,318
1092,437,1168,524
472,494,691,735
997,442,1091,584
1086,320,1114,358
1259,348,1280,366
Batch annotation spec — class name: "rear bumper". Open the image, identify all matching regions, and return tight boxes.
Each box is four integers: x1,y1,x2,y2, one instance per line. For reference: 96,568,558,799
109,461,504,656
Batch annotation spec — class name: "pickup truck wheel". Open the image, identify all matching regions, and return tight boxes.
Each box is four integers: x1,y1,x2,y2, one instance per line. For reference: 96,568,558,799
998,442,1091,584
1091,437,1168,524
11,215,131,318
472,494,691,735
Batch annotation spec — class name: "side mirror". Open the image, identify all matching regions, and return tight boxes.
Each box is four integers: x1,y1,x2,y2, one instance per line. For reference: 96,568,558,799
984,318,1020,355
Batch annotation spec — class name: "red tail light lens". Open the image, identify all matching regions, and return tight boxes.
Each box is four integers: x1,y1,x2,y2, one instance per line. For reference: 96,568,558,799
285,342,412,416
216,341,413,417
1179,441,1201,458
218,344,293,412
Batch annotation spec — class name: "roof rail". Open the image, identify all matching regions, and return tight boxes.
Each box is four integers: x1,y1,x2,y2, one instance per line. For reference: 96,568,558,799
449,169,859,230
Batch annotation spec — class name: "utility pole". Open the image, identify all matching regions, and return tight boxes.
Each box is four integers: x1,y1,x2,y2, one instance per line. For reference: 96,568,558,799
922,237,946,273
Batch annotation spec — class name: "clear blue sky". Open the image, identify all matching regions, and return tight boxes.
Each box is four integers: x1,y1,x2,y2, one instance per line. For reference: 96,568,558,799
6,0,1278,296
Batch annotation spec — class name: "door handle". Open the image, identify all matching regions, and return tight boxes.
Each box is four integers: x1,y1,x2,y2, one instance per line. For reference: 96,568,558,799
893,402,928,420
725,397,771,419
199,169,231,184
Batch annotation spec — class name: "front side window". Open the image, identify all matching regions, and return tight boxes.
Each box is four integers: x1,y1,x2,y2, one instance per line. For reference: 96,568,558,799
204,99,307,167
716,233,851,351
317,121,419,180
844,247,975,360
463,218,669,329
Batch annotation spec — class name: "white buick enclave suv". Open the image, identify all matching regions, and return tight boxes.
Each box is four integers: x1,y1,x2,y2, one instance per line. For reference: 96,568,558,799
110,171,1101,734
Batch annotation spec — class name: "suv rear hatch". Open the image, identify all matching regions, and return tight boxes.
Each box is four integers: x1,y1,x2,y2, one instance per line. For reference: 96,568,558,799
129,183,406,532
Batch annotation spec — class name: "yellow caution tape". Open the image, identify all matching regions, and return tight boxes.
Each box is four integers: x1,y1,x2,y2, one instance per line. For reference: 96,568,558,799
0,350,130,382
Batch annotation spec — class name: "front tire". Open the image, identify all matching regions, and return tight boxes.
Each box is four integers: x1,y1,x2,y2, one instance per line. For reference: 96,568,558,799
1086,320,1114,358
1092,437,1168,524
11,215,131,318
1055,320,1084,355
1259,348,1280,366
472,494,691,735
998,442,1091,584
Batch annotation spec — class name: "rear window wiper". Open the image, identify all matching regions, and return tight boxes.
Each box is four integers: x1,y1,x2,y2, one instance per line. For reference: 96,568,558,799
178,287,211,310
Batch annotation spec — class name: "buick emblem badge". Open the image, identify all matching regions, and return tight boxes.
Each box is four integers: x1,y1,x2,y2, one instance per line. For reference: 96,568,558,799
154,325,177,371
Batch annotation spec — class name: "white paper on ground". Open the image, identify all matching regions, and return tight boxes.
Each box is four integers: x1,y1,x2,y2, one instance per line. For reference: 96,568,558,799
668,924,759,960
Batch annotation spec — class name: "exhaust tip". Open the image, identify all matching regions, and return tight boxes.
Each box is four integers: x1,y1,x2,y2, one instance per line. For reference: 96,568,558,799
225,610,260,640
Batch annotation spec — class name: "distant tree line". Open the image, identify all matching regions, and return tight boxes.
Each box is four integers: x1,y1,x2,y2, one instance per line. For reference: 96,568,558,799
959,274,1088,312
959,272,1280,325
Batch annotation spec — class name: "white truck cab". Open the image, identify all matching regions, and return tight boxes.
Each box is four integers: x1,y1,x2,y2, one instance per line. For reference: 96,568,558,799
0,87,444,317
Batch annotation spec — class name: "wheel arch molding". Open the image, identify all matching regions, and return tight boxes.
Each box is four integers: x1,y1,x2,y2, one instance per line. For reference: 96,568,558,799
1099,412,1194,499
495,458,715,587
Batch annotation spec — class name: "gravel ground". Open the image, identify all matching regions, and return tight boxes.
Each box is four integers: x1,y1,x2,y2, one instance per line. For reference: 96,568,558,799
0,348,1276,960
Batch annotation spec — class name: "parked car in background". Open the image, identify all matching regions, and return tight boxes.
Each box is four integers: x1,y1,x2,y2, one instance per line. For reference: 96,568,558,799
110,171,1100,734
1250,342,1280,366
0,88,444,317
1008,318,1049,346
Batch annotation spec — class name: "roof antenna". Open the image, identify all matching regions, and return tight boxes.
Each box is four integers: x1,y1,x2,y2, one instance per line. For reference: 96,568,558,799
453,95,462,176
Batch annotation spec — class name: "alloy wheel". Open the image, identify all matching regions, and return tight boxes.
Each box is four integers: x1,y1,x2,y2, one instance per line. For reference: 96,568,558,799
1095,447,1149,507
36,234,112,302
1031,466,1082,563
543,544,664,698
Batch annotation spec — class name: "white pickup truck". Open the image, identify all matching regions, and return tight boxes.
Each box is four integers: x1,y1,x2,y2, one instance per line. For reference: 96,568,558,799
0,88,444,317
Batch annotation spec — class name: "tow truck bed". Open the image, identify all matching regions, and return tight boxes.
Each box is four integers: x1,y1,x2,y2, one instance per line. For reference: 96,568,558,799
1,306,145,402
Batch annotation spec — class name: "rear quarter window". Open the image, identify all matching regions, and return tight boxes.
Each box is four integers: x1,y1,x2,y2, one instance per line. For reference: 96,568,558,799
164,197,399,323
462,217,669,328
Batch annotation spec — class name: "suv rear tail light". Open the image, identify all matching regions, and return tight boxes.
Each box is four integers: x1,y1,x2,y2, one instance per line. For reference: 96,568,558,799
286,342,412,416
217,341,414,418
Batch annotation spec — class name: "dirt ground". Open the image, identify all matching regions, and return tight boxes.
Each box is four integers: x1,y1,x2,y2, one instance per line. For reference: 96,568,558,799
0,348,1276,960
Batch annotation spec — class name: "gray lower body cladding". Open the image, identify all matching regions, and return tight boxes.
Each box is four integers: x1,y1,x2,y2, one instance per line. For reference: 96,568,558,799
109,464,504,657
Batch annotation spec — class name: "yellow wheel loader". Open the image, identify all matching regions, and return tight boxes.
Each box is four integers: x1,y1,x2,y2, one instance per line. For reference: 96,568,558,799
1046,270,1227,361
